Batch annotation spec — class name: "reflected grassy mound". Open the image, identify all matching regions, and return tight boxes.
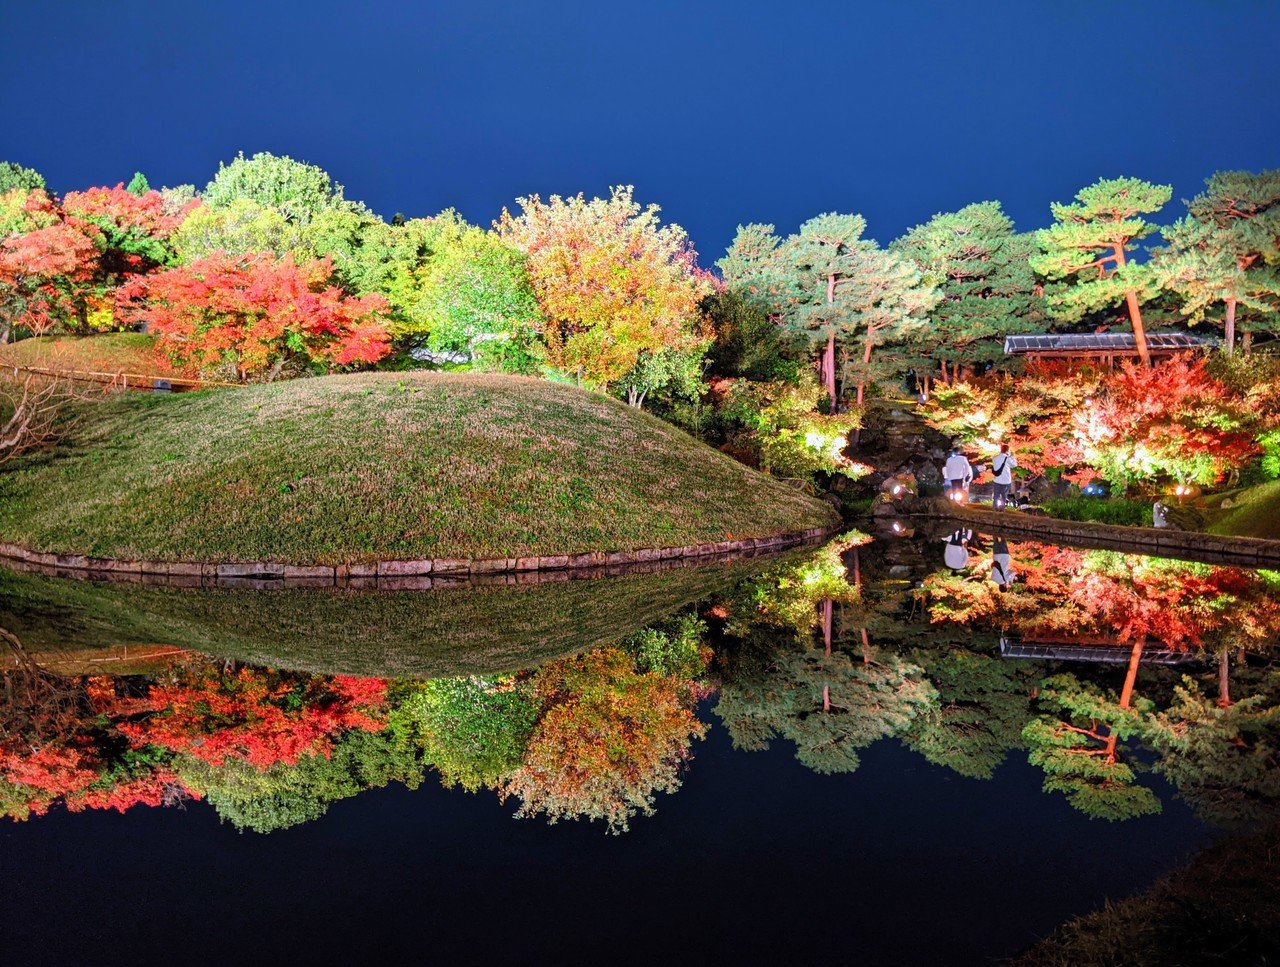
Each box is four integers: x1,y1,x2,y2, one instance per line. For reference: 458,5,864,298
0,556,783,679
0,371,836,565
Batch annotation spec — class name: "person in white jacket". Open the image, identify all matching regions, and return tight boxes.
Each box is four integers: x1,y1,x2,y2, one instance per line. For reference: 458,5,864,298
991,443,1017,509
943,449,973,498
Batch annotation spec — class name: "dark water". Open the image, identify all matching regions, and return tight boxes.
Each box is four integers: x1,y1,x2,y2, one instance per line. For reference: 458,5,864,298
1,532,1274,965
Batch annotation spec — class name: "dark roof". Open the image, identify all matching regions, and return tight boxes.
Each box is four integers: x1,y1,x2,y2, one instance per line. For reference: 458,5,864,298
1004,332,1214,354
999,636,1200,665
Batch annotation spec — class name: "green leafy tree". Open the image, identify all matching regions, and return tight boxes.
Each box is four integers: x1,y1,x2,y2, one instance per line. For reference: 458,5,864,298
179,723,428,834
621,612,710,680
0,161,46,195
1032,177,1172,367
715,645,936,774
893,201,1044,384
702,289,798,381
415,224,543,373
1156,169,1280,352
202,151,357,224
407,676,539,793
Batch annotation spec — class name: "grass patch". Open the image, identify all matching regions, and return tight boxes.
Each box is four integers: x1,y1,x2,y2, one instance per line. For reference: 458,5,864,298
0,371,836,564
0,332,192,378
1040,496,1153,527
1204,480,1280,540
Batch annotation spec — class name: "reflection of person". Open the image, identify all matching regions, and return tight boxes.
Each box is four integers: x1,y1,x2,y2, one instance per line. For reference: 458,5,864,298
989,536,1015,591
991,443,1017,509
943,528,973,570
1153,501,1169,528
943,449,974,497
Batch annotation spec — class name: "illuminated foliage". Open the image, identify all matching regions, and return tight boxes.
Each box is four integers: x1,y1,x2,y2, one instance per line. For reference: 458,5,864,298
718,373,867,482
111,666,388,769
116,253,393,379
496,186,711,387
502,647,705,833
1145,673,1280,829
408,676,539,793
919,357,1266,488
201,151,356,225
0,161,46,195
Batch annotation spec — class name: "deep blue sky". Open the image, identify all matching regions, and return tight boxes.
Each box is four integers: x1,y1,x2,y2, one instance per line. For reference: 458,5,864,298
3,1,1278,261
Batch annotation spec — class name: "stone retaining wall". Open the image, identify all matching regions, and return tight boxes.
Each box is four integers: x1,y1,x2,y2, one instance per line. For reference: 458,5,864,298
911,500,1280,569
0,523,841,590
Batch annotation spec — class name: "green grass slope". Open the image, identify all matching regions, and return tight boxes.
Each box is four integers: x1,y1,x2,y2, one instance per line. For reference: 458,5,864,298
0,371,836,564
1205,481,1280,541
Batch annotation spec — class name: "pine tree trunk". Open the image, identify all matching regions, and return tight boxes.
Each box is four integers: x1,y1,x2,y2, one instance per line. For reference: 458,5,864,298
1218,649,1232,708
939,359,949,386
1243,331,1253,355
1114,245,1152,367
824,330,837,413
856,332,873,406
1224,298,1237,356
823,683,831,713
1118,638,1145,711
821,598,833,656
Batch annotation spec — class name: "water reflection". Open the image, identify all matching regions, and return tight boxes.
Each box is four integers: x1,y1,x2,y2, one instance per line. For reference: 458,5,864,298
2,532,1278,836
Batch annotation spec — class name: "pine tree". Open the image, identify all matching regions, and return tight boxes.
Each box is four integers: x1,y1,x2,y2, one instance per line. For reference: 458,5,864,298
720,214,936,409
125,171,150,196
1157,169,1280,353
1032,177,1172,367
893,201,1044,385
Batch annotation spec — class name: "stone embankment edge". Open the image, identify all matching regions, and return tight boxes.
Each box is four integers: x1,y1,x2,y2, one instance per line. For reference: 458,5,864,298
911,500,1280,569
0,522,842,590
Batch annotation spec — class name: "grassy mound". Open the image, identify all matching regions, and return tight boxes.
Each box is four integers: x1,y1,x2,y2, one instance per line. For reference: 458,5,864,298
1205,480,1280,540
0,371,836,564
0,332,192,378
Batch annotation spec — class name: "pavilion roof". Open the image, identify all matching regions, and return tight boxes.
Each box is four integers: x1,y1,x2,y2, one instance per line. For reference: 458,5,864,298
1003,332,1213,355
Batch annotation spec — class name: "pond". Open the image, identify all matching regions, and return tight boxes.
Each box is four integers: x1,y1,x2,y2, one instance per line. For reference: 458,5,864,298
2,530,1276,964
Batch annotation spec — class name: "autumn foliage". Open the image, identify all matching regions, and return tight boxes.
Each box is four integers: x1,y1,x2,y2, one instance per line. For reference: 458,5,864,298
116,253,392,379
921,356,1265,487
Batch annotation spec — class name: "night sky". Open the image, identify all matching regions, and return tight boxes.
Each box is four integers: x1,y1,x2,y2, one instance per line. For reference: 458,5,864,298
3,1,1278,260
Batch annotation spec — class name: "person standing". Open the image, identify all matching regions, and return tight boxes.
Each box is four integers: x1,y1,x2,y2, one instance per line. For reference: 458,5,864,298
989,536,1015,590
943,448,974,499
991,443,1017,509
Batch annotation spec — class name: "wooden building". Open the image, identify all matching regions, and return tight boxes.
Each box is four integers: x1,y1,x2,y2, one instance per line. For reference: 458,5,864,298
1003,332,1213,366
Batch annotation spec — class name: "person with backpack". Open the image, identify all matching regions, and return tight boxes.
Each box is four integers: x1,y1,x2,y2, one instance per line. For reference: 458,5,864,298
991,442,1017,509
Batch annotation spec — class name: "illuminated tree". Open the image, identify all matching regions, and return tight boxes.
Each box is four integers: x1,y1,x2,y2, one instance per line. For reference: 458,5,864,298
1023,670,1162,821
1157,169,1280,352
903,646,1036,779
496,186,712,387
116,252,393,380
415,224,543,372
407,676,539,793
202,151,356,224
1145,673,1280,829
1032,177,1172,367
178,724,426,834
0,161,46,195
721,214,936,408
893,201,1044,385
502,647,705,833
